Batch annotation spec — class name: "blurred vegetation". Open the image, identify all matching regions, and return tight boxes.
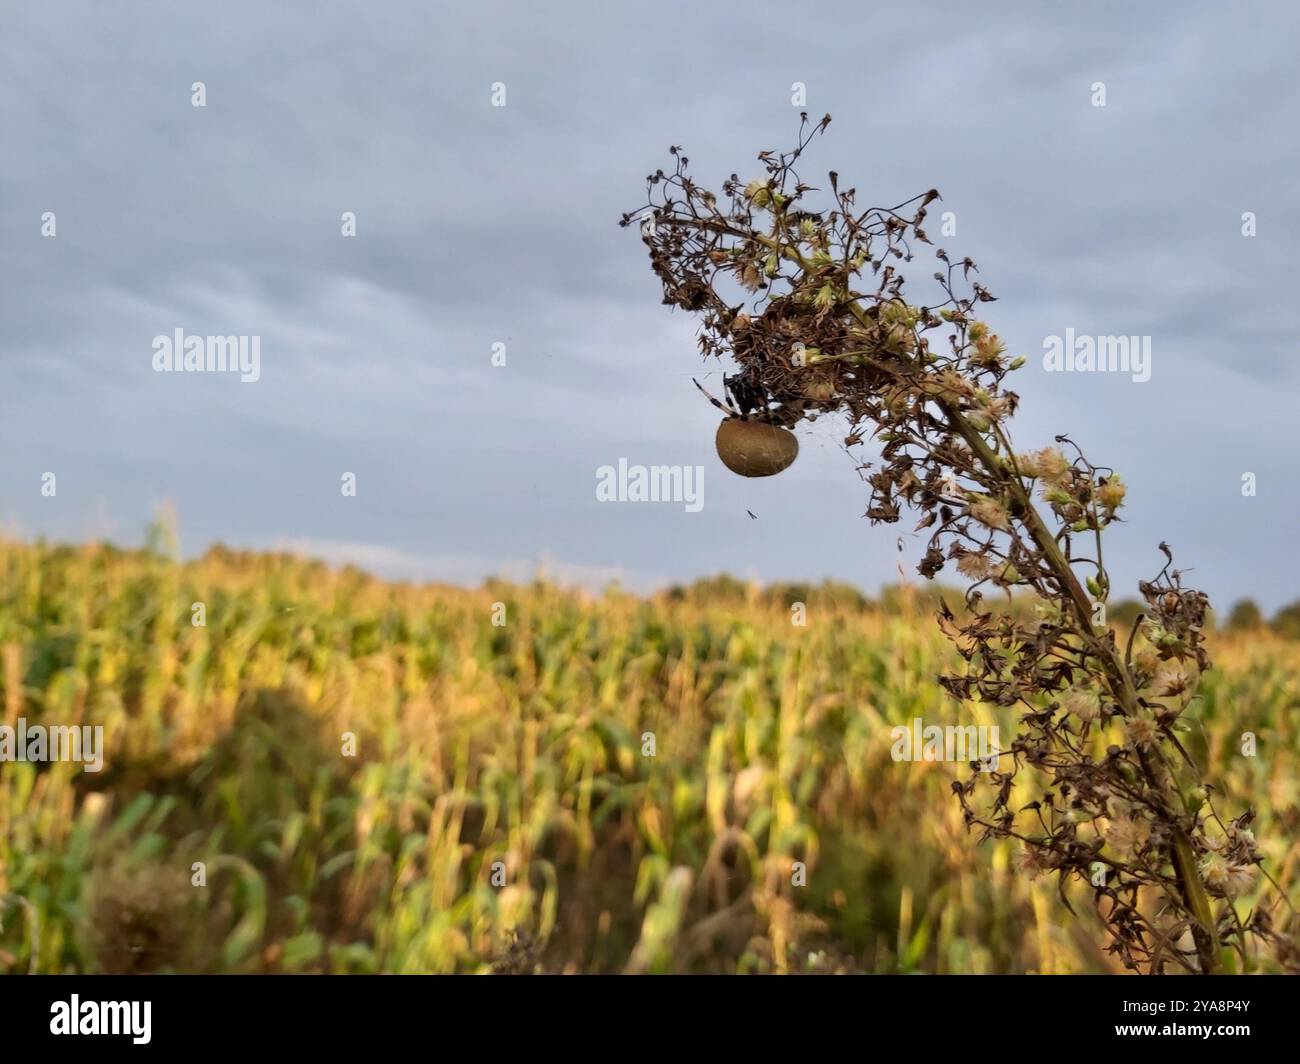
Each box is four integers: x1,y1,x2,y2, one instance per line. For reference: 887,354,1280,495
1,537,1297,973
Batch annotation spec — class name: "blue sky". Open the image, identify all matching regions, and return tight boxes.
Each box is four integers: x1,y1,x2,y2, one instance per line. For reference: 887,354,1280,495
3,1,1297,608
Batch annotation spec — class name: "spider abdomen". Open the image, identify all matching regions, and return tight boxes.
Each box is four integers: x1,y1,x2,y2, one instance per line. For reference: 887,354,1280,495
715,418,798,478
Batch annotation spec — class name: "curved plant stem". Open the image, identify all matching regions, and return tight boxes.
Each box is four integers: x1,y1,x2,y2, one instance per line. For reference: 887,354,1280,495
941,398,1218,973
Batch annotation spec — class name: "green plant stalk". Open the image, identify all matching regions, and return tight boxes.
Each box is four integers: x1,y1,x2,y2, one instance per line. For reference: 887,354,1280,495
943,400,1219,974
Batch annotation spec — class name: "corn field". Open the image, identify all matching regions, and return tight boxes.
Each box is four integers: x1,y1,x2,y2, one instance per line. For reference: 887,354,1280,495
1,538,1296,974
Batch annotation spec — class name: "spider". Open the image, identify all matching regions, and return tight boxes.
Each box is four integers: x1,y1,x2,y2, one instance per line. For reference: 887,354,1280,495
692,374,805,429
699,373,803,478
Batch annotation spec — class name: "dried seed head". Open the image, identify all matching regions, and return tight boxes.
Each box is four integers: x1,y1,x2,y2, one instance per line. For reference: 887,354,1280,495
1097,475,1127,511
1014,848,1052,880
802,378,836,403
1062,688,1102,723
968,495,1011,531
1015,452,1043,478
1105,815,1151,858
972,332,1006,369
1032,447,1070,482
1150,660,1193,700
1126,714,1159,748
1197,851,1254,896
957,552,993,581
744,178,771,209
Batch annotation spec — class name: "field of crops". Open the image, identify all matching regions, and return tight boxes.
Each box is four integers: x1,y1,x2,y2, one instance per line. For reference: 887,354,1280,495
1,537,1297,974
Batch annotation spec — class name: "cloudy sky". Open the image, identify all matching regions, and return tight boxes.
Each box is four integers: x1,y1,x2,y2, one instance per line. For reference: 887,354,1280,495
3,1,1297,608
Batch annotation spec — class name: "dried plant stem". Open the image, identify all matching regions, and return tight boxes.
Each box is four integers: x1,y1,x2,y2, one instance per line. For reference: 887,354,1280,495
734,228,1216,972
625,115,1294,971
942,398,1219,973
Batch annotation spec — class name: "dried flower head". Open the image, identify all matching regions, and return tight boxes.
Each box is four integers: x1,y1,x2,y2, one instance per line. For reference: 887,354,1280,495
1061,688,1102,723
1105,815,1151,859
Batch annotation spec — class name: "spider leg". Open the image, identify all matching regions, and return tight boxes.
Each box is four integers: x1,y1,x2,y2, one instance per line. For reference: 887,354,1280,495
722,374,742,411
693,377,740,418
